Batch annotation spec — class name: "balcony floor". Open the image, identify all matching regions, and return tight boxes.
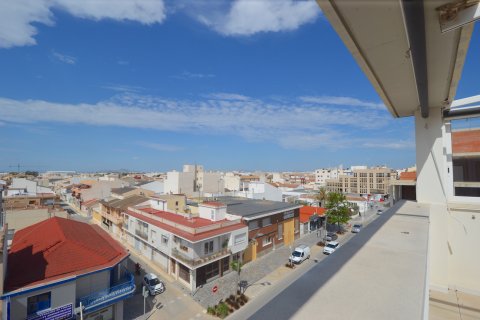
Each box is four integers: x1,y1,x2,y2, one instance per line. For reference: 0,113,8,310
430,289,480,320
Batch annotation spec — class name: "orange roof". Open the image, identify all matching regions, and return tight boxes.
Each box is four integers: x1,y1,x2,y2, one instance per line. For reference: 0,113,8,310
299,206,326,223
126,209,245,242
202,201,226,208
452,129,480,154
400,171,417,181
6,217,127,292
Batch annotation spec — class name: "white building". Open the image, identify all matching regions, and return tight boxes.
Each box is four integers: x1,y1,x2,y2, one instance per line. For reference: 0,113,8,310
123,201,248,291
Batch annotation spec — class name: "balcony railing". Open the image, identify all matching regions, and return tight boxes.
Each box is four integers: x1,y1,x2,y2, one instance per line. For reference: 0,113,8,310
77,270,135,312
172,247,230,268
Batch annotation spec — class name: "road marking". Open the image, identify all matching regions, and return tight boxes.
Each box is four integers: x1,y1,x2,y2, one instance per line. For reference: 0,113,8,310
177,296,182,300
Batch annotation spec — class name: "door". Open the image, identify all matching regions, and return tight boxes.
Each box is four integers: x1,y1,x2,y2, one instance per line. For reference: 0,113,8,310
283,219,294,246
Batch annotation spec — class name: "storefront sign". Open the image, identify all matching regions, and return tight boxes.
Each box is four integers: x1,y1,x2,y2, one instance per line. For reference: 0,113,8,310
283,210,294,220
27,303,73,320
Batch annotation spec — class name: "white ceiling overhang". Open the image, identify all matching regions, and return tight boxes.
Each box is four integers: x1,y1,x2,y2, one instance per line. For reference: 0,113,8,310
316,0,476,118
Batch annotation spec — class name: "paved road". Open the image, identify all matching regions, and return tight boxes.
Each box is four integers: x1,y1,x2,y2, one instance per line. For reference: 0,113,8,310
124,248,212,320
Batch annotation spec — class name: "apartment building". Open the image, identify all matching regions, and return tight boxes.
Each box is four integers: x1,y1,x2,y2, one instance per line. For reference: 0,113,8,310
98,195,150,236
326,166,392,195
164,165,224,196
123,202,248,291
1,217,133,320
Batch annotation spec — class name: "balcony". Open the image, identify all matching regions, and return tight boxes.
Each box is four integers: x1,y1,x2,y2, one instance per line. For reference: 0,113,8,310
77,270,135,312
172,247,230,268
135,229,148,241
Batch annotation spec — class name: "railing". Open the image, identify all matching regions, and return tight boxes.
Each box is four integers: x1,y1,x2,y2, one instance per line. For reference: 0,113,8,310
172,247,230,267
77,270,135,311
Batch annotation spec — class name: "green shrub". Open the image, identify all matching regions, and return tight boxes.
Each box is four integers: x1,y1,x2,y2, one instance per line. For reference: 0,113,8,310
207,306,215,315
216,302,229,318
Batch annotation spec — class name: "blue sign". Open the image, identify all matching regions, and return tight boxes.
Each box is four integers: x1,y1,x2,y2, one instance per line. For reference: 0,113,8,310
27,303,73,320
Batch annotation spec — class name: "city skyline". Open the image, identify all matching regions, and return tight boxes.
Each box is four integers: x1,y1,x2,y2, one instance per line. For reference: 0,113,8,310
0,1,478,172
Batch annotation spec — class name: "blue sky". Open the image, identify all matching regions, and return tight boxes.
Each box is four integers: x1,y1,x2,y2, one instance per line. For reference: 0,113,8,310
0,1,478,172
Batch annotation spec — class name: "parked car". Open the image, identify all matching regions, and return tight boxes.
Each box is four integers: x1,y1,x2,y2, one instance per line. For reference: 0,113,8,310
377,209,383,215
66,209,75,215
323,241,339,255
324,232,338,242
143,273,165,296
352,224,362,233
289,244,311,264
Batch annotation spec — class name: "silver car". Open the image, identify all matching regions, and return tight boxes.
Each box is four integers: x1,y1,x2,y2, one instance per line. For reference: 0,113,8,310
352,224,362,233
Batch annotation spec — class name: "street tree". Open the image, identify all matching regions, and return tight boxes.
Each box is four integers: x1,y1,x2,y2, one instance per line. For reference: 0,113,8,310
325,192,351,231
316,187,328,207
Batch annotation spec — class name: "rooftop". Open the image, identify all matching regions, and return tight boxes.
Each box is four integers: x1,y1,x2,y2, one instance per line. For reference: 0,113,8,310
126,207,245,243
250,201,429,319
5,217,128,292
111,186,136,195
299,206,326,223
100,194,149,210
216,196,301,219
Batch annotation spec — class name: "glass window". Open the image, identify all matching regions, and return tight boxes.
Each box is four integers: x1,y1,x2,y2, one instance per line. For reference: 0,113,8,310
248,220,259,230
204,240,214,254
262,236,272,247
262,217,271,227
161,235,169,245
27,292,51,315
278,223,283,240
450,116,480,197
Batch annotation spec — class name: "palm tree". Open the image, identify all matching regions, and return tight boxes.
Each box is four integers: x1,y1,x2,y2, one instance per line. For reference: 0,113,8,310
316,187,327,207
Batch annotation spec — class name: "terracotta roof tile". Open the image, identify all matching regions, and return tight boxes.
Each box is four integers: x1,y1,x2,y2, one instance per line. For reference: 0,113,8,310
5,217,127,292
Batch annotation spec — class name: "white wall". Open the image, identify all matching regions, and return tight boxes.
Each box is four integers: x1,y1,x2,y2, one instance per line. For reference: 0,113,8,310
198,204,227,221
140,181,164,194
9,281,76,320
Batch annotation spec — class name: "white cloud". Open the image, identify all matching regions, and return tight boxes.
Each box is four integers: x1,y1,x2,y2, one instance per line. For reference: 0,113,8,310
193,0,320,36
137,142,184,152
173,71,216,79
361,140,414,149
102,84,145,93
0,93,403,150
0,0,166,49
301,96,385,110
52,50,77,64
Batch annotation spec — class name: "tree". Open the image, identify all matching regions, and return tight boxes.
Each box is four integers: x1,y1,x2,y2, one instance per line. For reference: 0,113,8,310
25,171,39,177
325,192,351,230
315,187,328,207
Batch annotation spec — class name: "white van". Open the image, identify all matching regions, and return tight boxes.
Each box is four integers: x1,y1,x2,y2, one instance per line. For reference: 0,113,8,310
289,244,311,264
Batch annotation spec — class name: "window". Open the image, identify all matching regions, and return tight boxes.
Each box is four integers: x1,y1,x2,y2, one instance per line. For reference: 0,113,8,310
204,240,214,254
135,219,148,240
294,219,300,234
277,223,283,240
262,217,271,227
450,116,480,197
262,236,272,247
151,230,156,243
161,235,169,245
234,234,246,245
27,292,51,315
248,220,259,230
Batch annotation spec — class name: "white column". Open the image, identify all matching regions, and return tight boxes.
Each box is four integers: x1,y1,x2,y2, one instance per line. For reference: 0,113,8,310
415,108,449,292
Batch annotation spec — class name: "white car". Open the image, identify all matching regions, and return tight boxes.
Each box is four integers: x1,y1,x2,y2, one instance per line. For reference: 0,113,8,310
143,273,165,296
323,241,339,255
